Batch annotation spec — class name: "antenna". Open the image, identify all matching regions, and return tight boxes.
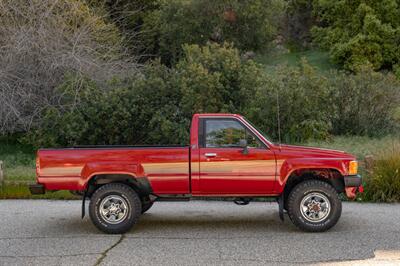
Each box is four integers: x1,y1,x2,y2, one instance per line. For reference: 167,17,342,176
276,89,282,151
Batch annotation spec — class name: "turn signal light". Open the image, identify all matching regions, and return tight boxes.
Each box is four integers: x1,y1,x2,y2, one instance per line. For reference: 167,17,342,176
36,155,40,176
348,160,358,175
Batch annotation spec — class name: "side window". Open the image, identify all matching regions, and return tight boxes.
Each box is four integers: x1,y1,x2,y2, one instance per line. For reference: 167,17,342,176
204,119,263,148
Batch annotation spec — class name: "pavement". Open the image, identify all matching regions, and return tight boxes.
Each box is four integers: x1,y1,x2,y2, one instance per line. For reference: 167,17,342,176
0,200,399,266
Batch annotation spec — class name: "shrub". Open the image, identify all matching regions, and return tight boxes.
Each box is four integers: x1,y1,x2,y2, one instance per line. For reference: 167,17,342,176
26,43,267,147
25,62,188,147
363,145,400,202
245,60,334,143
25,43,400,147
312,0,400,72
330,68,400,136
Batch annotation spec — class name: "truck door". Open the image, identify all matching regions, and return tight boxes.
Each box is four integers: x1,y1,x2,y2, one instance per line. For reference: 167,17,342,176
198,117,276,195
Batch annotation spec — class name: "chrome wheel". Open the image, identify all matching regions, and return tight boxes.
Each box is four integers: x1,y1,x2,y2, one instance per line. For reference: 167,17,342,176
99,195,129,224
300,192,331,223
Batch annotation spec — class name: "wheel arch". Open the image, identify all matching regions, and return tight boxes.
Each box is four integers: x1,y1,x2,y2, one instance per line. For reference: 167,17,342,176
282,168,344,209
85,172,152,198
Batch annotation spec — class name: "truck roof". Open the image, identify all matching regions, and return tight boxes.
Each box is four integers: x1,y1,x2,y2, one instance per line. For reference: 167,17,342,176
194,113,242,118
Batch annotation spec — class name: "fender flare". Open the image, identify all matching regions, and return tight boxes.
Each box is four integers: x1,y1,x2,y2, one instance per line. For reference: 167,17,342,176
81,171,152,219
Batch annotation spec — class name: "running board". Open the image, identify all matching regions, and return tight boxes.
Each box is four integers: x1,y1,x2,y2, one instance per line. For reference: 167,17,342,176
155,197,191,202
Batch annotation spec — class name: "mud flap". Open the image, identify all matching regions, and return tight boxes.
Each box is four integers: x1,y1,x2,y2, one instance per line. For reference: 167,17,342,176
278,194,284,221
81,190,87,219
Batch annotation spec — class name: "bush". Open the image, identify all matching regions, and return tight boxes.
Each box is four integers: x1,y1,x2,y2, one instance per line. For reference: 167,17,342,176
26,63,187,146
141,0,285,64
26,43,267,147
364,145,400,202
246,60,334,143
26,62,188,147
25,43,400,147
330,68,400,136
247,63,400,142
312,0,400,72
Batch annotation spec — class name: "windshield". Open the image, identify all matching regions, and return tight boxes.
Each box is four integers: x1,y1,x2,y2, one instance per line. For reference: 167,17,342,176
243,117,274,144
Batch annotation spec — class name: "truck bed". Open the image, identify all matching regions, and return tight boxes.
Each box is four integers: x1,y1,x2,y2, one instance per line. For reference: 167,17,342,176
37,146,190,194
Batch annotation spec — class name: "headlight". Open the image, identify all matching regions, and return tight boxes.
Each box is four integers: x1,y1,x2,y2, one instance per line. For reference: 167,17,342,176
348,160,358,175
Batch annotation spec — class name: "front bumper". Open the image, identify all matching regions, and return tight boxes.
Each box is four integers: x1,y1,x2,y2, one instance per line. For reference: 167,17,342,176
29,183,45,195
344,174,363,199
344,174,362,187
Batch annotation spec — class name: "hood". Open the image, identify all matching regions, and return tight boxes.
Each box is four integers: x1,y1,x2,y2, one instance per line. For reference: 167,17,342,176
275,144,355,159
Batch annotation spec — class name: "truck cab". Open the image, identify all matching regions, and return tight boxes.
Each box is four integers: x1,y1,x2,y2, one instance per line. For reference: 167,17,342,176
190,113,277,196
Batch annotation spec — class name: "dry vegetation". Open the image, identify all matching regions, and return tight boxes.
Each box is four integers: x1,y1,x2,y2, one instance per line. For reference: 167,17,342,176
0,0,139,134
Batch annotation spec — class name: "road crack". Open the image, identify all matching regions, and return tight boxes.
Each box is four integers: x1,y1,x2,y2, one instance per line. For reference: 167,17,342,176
94,234,125,266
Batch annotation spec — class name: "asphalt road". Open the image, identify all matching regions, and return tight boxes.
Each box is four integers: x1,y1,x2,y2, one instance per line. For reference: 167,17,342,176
0,200,400,266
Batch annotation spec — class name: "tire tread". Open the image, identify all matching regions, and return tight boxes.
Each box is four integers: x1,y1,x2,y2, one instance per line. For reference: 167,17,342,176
89,183,141,234
287,179,342,232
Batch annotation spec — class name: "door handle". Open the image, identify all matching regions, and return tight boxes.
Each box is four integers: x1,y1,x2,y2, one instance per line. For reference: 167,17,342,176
205,153,217,157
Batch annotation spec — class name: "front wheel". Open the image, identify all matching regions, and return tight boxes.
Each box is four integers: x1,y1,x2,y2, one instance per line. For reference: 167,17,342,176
89,183,142,234
287,180,342,232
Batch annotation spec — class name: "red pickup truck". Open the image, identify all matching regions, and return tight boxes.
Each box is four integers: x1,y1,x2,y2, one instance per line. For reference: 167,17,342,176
30,113,362,233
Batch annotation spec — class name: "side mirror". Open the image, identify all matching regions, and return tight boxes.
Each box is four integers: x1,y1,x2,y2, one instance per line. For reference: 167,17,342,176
239,139,249,155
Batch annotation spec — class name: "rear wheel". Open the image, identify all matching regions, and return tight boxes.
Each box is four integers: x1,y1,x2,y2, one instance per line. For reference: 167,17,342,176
287,180,342,232
89,183,141,234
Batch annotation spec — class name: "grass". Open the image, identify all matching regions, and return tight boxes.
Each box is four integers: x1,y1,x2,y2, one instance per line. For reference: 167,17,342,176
255,49,337,72
363,145,400,202
0,183,78,199
0,139,35,182
304,135,400,160
0,139,76,199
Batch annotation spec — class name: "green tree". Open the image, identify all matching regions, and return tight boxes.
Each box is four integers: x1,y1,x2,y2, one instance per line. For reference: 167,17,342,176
141,0,285,64
176,42,264,116
312,0,400,71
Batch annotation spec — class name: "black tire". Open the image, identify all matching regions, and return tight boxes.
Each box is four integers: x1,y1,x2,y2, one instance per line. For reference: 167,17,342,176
287,180,342,232
89,183,142,234
141,196,154,214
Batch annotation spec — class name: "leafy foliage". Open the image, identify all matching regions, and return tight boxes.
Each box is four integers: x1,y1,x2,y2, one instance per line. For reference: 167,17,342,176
26,43,267,146
176,43,263,115
25,63,187,147
26,43,400,147
141,0,285,64
312,0,400,71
